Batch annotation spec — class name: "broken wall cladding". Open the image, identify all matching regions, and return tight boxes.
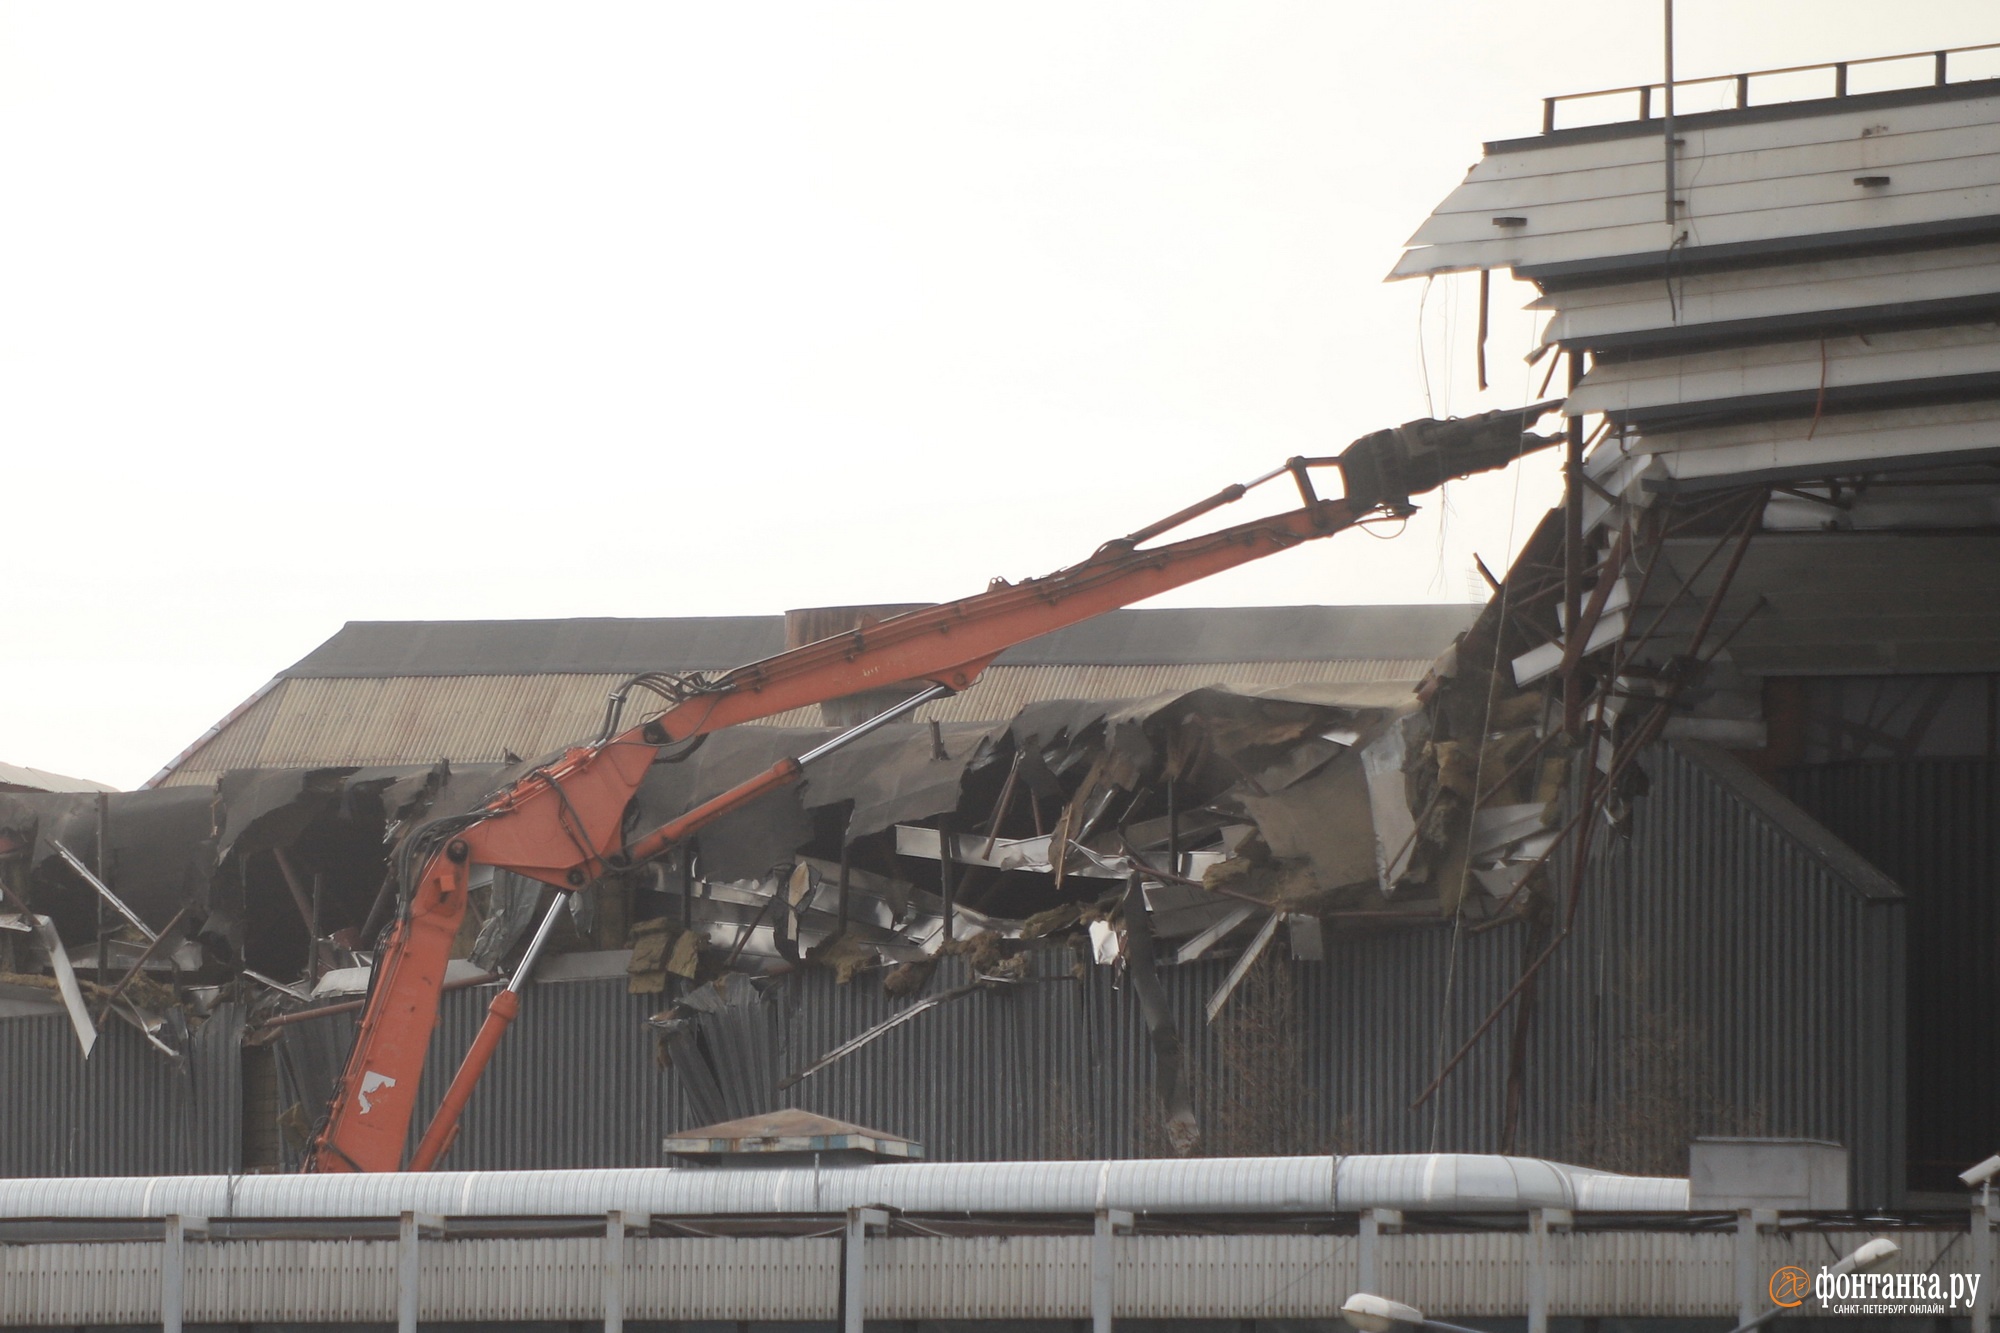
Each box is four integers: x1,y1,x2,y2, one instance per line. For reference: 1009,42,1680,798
772,742,1906,1181
275,948,1527,1170
1779,757,1999,1193
1515,742,1906,1206
775,929,1531,1162
0,1004,242,1177
253,737,1900,1176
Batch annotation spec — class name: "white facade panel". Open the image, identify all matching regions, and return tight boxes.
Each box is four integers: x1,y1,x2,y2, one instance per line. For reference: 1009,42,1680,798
1410,147,2000,251
1394,90,2000,277
1620,400,2000,484
1537,245,2000,348
1565,324,2000,417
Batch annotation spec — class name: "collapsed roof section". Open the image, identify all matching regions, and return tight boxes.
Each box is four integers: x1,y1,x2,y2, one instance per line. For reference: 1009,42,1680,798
2,675,1508,1066
149,605,1479,790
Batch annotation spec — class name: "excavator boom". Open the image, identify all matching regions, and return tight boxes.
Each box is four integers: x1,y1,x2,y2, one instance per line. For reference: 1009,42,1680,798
307,404,1555,1172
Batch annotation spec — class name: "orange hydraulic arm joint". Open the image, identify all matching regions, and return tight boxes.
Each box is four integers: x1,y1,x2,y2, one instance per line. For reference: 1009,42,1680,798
305,403,1557,1174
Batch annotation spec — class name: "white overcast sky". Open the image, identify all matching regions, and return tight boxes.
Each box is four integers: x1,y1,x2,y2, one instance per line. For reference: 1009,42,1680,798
3,2,1992,787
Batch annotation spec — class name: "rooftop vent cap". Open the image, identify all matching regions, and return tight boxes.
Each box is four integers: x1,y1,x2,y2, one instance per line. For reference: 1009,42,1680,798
664,1109,924,1167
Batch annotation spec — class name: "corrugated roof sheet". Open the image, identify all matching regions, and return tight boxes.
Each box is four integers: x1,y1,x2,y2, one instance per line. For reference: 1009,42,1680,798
159,660,1434,787
0,762,116,794
280,606,1478,679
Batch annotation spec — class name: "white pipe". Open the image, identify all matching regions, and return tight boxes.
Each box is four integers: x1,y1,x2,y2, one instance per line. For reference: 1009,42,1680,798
0,1155,1687,1220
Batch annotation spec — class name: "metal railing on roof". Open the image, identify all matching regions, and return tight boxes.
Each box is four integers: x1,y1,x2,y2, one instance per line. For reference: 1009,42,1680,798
1542,41,2000,134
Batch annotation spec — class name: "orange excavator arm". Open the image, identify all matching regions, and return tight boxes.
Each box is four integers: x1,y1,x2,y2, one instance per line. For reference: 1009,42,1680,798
305,405,1555,1173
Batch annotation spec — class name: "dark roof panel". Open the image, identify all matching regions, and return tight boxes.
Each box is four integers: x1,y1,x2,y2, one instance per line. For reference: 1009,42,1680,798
995,604,1479,666
283,606,1479,679
282,617,787,678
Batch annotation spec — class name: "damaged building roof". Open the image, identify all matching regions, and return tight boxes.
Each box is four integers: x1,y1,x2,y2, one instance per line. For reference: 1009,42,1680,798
3,50,1991,1205
150,605,1477,788
1381,46,2000,1195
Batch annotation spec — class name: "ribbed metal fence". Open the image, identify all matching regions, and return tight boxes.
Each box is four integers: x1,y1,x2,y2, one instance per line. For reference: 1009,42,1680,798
0,1225,1981,1324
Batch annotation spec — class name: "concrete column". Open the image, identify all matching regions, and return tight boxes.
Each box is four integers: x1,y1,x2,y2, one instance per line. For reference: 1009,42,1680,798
1733,1210,1777,1327
843,1206,889,1333
161,1214,205,1333
604,1209,650,1333
399,1211,445,1333
1528,1208,1571,1333
1092,1207,1134,1333
1734,1211,1757,1327
1358,1209,1401,1296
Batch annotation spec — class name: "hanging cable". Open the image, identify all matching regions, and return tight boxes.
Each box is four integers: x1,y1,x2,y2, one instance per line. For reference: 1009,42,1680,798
1425,406,1532,1152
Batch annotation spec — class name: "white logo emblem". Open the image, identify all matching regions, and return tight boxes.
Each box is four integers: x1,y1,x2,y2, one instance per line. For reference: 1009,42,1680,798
358,1071,398,1114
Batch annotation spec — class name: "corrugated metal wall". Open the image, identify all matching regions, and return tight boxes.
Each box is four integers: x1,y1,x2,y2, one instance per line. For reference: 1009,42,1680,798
1515,742,1907,1205
1781,757,1999,1194
272,972,681,1172
0,1002,242,1177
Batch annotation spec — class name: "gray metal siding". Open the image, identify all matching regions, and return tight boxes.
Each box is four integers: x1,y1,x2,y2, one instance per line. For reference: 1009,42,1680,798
274,978,687,1172
1781,757,1999,1194
1515,743,1907,1205
0,1003,241,1177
